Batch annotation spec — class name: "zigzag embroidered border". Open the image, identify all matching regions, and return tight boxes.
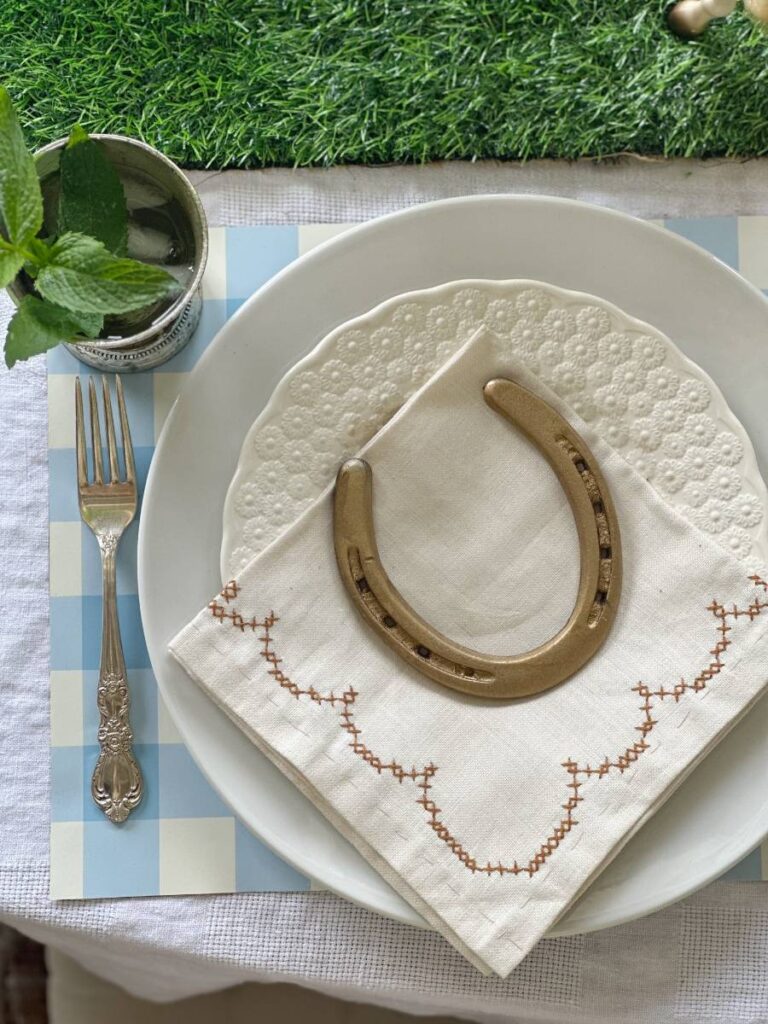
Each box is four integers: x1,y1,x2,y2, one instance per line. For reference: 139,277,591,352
209,575,768,878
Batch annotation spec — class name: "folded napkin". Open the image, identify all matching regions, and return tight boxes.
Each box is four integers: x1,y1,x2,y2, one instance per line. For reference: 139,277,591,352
171,327,768,977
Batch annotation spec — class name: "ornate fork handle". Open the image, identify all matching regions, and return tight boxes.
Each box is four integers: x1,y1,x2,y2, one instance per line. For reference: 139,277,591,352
91,533,143,823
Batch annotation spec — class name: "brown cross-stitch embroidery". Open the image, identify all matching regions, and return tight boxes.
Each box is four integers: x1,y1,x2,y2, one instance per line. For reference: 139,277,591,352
209,575,768,878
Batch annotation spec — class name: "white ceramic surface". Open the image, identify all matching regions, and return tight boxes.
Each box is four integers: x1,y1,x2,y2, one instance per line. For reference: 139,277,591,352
139,196,768,938
220,280,768,580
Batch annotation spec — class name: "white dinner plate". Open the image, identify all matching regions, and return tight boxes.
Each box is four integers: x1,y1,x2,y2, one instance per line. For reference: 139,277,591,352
139,196,768,937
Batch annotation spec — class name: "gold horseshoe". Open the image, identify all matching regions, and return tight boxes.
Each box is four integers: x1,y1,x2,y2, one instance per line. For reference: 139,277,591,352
333,378,622,699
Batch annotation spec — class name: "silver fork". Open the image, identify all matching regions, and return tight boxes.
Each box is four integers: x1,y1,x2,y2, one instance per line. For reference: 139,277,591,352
76,376,143,823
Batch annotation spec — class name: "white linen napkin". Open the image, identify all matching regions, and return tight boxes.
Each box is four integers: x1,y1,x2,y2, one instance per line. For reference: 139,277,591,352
170,327,768,977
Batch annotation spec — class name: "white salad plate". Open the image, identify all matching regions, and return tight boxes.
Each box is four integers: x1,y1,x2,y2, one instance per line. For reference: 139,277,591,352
220,279,768,580
139,196,768,937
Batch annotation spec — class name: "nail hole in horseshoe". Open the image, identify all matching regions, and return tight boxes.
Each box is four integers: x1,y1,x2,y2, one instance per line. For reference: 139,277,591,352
356,577,370,593
383,614,397,628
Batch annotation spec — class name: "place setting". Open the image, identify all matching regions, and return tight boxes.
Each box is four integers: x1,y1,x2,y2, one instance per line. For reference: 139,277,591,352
3,65,768,1004
139,202,768,974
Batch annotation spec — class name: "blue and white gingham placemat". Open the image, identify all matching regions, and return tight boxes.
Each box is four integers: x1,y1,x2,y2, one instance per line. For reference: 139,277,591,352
48,218,768,900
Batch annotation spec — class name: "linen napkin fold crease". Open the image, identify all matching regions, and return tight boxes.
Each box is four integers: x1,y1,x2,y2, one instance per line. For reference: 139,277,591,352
170,327,768,977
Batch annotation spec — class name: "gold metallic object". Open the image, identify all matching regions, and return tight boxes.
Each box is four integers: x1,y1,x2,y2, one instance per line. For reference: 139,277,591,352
666,0,768,38
333,378,622,700
76,376,143,821
668,0,737,38
745,0,768,21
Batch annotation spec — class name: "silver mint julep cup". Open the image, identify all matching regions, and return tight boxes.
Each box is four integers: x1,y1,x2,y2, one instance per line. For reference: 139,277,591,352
8,134,208,372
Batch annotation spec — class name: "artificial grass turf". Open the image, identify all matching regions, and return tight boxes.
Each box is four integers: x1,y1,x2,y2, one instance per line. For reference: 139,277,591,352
1,1,768,168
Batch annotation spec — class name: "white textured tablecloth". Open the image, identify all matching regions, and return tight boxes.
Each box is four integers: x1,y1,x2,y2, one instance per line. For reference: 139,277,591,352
3,158,768,1022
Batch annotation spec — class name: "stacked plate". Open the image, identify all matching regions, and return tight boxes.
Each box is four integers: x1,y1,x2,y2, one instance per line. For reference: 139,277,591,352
139,197,768,936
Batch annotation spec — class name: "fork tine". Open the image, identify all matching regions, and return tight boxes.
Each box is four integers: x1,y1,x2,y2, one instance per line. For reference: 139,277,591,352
75,378,88,486
115,376,135,484
102,376,120,483
88,378,104,484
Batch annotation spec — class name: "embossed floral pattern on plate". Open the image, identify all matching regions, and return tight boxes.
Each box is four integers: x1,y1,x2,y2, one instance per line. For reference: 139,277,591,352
221,280,768,579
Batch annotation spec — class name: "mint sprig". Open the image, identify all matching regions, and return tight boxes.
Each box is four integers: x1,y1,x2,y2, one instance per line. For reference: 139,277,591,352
0,87,180,368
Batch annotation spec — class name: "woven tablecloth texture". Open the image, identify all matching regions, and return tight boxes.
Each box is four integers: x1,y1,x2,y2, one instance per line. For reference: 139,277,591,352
2,158,768,1021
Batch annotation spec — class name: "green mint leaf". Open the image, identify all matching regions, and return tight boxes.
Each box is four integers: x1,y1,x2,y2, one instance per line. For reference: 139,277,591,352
35,232,179,315
58,126,128,256
4,294,97,368
0,88,43,245
66,308,104,337
0,247,24,288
